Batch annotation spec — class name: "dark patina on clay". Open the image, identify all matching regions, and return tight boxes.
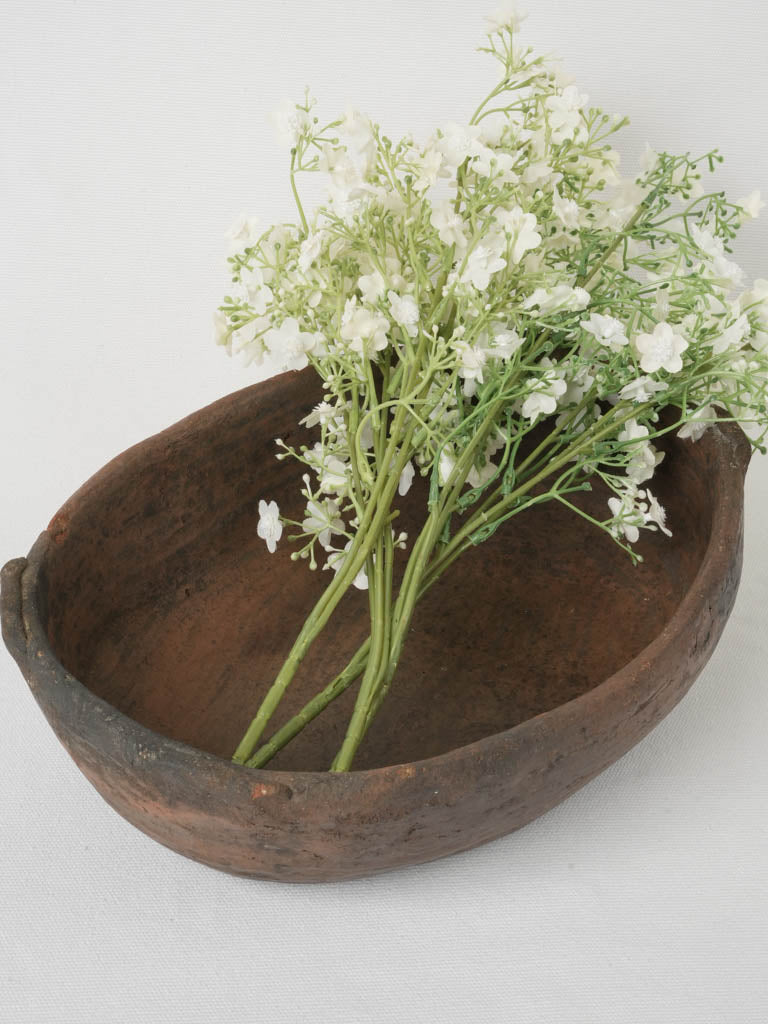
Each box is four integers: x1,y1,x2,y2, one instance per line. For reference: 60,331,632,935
1,369,751,881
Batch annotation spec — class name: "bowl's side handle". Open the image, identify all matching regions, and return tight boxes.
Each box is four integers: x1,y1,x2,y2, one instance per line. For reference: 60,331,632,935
1,558,29,675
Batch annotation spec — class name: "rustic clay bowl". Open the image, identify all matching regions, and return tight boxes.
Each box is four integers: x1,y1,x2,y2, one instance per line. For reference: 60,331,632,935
1,369,751,881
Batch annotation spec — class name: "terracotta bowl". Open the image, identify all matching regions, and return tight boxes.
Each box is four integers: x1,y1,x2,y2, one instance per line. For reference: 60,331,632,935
1,369,751,881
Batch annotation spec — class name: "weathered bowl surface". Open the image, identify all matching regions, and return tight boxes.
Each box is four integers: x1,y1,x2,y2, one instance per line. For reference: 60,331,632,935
1,370,751,881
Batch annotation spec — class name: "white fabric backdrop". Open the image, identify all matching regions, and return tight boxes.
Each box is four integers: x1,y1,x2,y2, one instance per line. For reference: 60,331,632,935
1,2,767,1021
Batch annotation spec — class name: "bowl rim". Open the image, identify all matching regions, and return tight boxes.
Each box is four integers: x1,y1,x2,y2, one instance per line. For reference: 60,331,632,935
6,372,752,791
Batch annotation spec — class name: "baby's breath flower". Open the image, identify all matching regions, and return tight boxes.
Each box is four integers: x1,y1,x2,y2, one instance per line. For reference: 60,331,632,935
225,214,261,252
494,206,542,264
545,86,588,144
608,492,642,544
265,318,317,372
523,284,590,314
679,404,719,441
634,323,689,374
460,237,507,291
618,377,669,404
430,200,468,249
257,500,283,554
645,492,672,536
387,291,420,338
398,461,415,496
737,190,765,221
435,122,482,170
357,269,387,304
485,4,528,32
302,499,345,550
581,313,629,352
340,298,390,358
521,368,568,423
270,99,312,148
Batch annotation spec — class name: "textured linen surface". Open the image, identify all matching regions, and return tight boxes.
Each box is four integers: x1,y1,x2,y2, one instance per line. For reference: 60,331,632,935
1,2,766,1021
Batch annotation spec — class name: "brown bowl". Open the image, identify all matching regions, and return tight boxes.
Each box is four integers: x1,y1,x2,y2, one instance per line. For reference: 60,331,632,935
1,369,751,881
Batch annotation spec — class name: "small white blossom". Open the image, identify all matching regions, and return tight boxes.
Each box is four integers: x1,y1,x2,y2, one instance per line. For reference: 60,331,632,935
679,404,718,441
357,269,387,304
634,322,689,374
388,291,420,338
522,160,558,186
270,99,311,148
340,108,376,161
438,448,456,486
618,423,663,487
486,324,524,360
494,206,542,263
302,499,345,550
455,341,488,396
626,442,664,485
264,317,317,372
710,314,750,355
737,190,765,220
618,376,669,403
485,4,528,32
618,418,650,445
240,265,274,314
521,370,568,422
645,491,672,536
435,122,482,169
225,214,260,252
595,179,647,231
581,312,629,351
307,444,349,495
300,400,342,430
298,232,325,273
257,500,282,553
325,540,368,590
412,147,447,192
641,143,660,174
231,319,268,367
552,189,581,229
326,152,368,210
398,460,415,496
523,285,590,314
545,86,588,144
340,298,390,358
459,239,507,291
470,145,518,183
213,310,232,352
740,279,768,351
430,199,468,249
607,493,642,544
691,225,745,289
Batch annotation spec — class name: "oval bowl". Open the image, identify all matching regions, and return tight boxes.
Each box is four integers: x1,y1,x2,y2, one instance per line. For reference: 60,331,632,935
1,369,751,881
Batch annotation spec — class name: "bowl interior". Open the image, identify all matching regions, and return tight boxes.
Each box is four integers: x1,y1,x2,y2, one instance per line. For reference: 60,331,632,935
40,372,712,772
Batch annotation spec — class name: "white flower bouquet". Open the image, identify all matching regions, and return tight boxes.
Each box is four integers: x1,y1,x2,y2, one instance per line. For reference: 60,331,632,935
216,8,767,772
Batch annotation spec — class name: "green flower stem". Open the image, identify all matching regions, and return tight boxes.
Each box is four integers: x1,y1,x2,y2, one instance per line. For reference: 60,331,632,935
240,398,657,769
232,430,413,764
242,387,617,771
428,401,655,579
330,531,392,771
232,335,434,765
244,639,371,768
332,503,444,770
290,149,309,235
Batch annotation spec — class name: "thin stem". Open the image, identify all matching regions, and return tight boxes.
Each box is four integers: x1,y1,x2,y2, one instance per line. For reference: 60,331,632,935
330,531,391,771
245,640,371,768
290,149,309,234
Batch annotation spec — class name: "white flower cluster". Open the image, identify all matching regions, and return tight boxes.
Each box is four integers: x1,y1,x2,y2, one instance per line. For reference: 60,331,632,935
217,18,768,574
